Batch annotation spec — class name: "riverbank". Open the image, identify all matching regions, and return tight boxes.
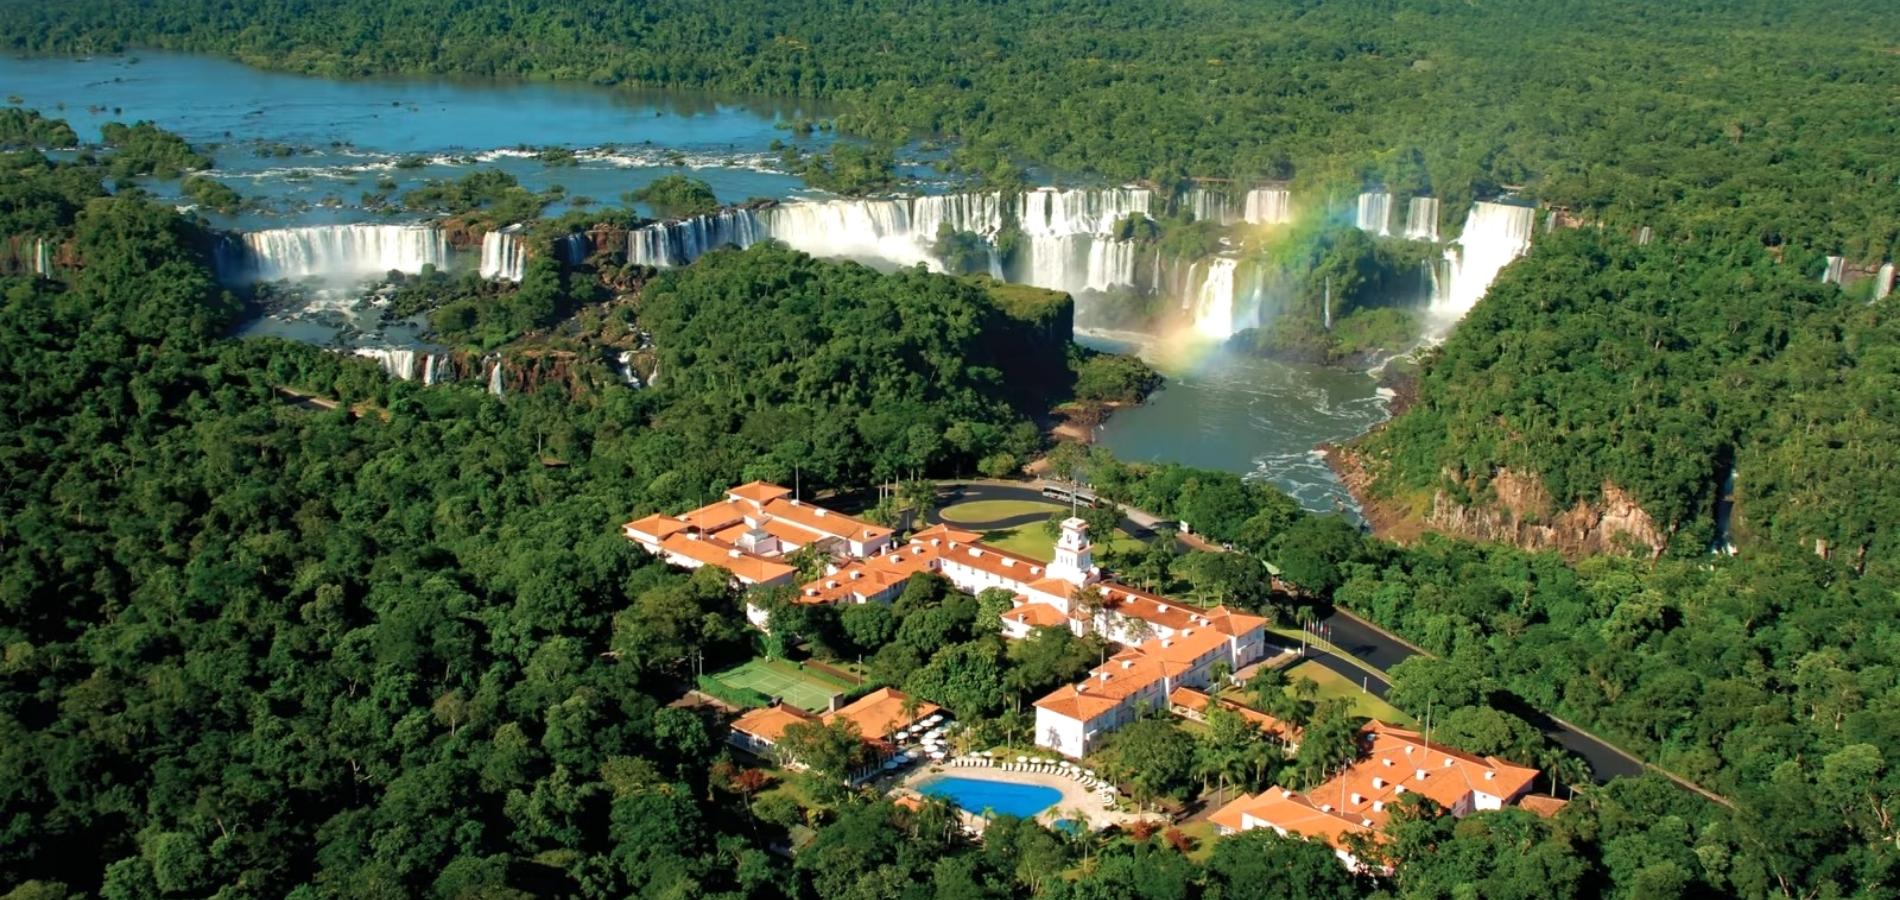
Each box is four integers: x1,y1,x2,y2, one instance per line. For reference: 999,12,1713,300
1319,364,1425,541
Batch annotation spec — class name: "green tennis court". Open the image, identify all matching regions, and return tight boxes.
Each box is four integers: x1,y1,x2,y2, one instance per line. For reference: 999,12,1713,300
711,658,845,712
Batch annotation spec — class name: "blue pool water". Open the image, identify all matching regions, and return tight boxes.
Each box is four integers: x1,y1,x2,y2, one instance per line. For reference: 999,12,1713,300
917,776,1063,819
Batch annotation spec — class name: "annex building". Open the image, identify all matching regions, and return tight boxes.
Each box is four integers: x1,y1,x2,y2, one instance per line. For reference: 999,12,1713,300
1208,721,1542,870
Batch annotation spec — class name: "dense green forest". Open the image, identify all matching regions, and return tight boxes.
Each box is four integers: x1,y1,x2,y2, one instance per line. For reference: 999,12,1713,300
1359,227,1900,570
3,0,1900,895
1,110,1897,897
3,0,1896,260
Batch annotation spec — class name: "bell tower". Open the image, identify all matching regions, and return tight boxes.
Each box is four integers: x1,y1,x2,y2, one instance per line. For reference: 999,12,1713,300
1048,516,1095,586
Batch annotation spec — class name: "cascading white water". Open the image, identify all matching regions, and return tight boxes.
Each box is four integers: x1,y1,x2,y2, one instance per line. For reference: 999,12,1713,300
1403,197,1440,242
30,239,53,277
240,224,449,281
1242,188,1293,225
557,232,591,265
616,350,642,387
1821,256,1845,285
1185,189,1235,225
1356,192,1393,236
1017,187,1153,235
1876,263,1895,300
758,198,930,266
910,193,1005,239
1431,201,1538,326
1084,238,1139,292
628,208,765,268
354,347,423,380
479,225,528,282
1191,258,1240,338
487,361,504,396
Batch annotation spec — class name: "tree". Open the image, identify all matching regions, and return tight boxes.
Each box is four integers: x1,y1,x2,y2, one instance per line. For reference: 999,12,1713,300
630,173,720,218
905,640,1007,717
1108,719,1197,807
1435,706,1541,761
1291,699,1361,789
840,601,897,656
1269,516,1364,597
1202,828,1365,900
778,718,866,783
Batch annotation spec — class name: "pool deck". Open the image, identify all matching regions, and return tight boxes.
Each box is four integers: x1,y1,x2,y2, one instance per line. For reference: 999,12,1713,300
896,765,1136,831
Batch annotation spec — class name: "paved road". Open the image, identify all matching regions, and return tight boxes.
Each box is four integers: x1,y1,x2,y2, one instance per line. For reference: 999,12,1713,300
1310,609,1648,783
869,477,1669,790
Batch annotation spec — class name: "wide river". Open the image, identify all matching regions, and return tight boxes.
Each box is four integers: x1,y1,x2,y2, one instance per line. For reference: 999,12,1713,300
3,51,1387,514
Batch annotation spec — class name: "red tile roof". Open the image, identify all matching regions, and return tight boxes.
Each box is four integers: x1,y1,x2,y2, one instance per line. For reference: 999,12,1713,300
1168,687,1302,744
822,687,939,739
731,704,821,744
728,481,794,505
659,532,797,584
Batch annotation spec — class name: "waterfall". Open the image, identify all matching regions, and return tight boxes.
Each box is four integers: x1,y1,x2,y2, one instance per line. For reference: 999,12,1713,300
1637,226,1653,247
487,360,505,396
239,224,449,281
1356,192,1393,237
557,232,591,265
30,239,53,277
1242,188,1293,225
1403,197,1440,242
911,193,1005,238
628,208,765,268
1876,263,1895,300
758,198,929,266
1431,201,1537,325
1165,257,1259,340
1711,467,1738,556
616,350,642,387
480,224,528,282
1322,277,1332,331
1821,255,1845,285
1084,238,1139,292
353,347,422,380
1185,188,1235,225
1017,187,1153,236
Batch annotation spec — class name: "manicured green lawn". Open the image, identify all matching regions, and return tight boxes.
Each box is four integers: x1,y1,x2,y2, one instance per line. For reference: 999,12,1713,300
1175,820,1222,862
978,523,1145,563
1281,659,1416,727
939,498,1065,524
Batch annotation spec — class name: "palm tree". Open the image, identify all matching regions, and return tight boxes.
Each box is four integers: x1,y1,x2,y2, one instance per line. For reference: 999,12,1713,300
1247,667,1288,713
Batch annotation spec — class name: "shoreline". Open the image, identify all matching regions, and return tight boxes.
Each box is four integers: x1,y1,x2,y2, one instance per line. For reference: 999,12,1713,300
1319,365,1426,542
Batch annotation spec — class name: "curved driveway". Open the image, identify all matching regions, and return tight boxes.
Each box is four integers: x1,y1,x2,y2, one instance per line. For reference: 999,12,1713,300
921,478,1714,793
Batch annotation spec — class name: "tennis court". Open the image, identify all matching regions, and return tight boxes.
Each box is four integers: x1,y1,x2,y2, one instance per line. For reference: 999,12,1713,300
711,658,847,712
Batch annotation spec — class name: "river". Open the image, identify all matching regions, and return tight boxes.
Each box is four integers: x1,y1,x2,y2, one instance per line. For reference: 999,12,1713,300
6,50,1396,515
1080,331,1389,517
0,51,830,229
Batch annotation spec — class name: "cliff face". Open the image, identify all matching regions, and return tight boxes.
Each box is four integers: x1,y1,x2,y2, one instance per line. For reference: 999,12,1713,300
1424,468,1667,558
1327,444,1668,558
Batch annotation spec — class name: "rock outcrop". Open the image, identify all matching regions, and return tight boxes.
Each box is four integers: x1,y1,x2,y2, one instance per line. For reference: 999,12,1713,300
1424,468,1667,558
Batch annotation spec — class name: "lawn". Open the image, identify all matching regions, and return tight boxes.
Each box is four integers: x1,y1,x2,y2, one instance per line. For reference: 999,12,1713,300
709,657,851,712
1281,659,1416,727
978,523,1146,563
939,498,1065,524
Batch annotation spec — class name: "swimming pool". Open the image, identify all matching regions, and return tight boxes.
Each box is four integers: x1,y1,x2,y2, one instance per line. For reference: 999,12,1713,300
917,776,1063,819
